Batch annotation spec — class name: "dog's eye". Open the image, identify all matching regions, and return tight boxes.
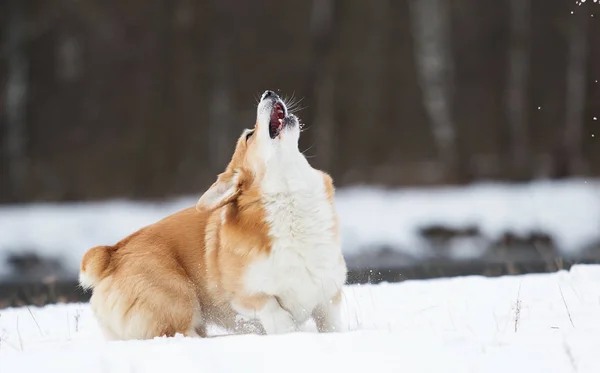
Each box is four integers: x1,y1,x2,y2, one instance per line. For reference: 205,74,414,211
245,130,254,141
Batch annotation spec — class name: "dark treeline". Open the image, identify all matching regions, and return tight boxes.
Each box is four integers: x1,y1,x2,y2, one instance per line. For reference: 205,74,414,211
1,0,599,203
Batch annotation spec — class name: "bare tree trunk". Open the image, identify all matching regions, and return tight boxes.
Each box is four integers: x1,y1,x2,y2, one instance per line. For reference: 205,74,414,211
208,0,235,172
56,30,83,82
3,0,29,201
309,0,336,172
563,8,589,176
506,0,530,178
409,0,458,180
363,0,389,177
131,0,173,197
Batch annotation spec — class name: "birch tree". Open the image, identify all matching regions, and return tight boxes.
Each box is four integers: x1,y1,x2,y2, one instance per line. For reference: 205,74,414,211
208,0,235,172
506,0,531,176
309,0,336,172
3,0,29,200
563,7,589,176
409,0,458,180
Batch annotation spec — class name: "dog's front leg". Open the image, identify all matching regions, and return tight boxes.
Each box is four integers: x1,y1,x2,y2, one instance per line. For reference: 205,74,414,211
312,290,345,333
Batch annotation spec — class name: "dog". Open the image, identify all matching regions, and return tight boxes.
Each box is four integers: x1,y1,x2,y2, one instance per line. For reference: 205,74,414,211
79,90,347,340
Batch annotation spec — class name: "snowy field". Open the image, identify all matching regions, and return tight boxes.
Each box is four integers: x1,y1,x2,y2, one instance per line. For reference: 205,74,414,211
0,178,599,277
1,264,600,372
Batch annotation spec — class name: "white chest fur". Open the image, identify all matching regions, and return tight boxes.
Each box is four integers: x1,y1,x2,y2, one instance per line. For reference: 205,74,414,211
244,154,346,323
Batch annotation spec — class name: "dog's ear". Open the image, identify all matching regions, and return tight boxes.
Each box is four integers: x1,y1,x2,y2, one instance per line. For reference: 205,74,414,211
196,171,241,211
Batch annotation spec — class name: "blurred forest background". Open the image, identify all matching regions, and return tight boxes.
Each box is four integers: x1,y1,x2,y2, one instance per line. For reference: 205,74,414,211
1,0,599,204
1,0,600,307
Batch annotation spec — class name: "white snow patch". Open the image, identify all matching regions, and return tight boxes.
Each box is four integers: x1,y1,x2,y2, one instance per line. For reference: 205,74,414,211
0,179,598,275
336,178,600,257
1,265,600,372
0,197,195,276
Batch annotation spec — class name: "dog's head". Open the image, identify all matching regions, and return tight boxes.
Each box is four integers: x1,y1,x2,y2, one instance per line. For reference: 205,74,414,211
196,90,303,211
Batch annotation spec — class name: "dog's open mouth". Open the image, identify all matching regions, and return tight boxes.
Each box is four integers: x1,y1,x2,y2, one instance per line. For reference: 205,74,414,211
269,102,286,139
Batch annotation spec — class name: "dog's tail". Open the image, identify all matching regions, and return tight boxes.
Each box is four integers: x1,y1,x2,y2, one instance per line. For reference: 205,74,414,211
79,245,113,290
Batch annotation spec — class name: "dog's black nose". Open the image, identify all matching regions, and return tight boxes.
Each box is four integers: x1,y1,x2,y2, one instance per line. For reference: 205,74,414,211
262,90,277,100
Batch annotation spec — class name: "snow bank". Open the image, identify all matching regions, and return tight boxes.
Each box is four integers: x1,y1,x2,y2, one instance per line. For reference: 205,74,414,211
0,178,598,275
337,178,600,257
1,264,600,372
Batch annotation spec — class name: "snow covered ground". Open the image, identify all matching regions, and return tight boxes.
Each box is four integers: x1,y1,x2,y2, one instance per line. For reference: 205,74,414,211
1,264,600,372
0,178,598,277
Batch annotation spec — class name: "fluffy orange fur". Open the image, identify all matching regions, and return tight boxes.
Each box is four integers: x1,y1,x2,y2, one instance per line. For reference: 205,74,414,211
79,120,342,340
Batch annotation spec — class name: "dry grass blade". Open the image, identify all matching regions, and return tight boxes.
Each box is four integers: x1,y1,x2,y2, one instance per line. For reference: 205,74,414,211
558,283,575,328
514,281,522,332
27,306,44,336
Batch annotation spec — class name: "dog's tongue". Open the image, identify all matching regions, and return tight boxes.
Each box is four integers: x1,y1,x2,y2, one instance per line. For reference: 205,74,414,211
270,112,283,130
269,103,285,137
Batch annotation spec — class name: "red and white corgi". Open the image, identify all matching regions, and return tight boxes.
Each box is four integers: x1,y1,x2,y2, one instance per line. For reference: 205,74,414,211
79,90,348,340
